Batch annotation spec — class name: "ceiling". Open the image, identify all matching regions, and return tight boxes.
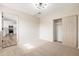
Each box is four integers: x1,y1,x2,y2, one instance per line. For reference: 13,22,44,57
1,3,79,18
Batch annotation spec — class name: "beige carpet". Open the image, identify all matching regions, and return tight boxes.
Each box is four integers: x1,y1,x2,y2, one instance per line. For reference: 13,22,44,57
0,40,79,56
25,42,79,56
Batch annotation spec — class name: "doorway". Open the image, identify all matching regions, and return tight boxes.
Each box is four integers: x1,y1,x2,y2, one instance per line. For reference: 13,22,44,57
2,13,17,48
53,19,62,43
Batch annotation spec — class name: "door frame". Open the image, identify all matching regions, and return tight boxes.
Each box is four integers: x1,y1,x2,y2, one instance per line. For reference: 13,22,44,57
1,12,19,48
53,18,62,43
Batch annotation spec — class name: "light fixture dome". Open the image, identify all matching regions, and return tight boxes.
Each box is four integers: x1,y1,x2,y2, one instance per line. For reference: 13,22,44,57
34,3,48,10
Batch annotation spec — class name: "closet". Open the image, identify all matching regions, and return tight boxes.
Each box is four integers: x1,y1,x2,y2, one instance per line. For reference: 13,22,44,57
53,19,63,43
53,15,78,48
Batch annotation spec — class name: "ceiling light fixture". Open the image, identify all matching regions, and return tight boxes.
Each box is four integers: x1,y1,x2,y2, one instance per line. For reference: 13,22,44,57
34,3,48,10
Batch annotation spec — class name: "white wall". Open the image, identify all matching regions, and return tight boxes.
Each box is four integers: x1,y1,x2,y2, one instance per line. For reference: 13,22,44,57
0,6,40,47
40,6,79,43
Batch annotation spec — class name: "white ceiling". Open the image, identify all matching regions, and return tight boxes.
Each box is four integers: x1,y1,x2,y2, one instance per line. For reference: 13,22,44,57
1,3,79,18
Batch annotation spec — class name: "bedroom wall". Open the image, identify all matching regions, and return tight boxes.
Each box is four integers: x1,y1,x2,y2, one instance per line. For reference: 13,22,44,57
0,5,40,47
39,6,79,48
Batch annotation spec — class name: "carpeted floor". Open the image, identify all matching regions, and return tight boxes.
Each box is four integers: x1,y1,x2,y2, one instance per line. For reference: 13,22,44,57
0,40,79,56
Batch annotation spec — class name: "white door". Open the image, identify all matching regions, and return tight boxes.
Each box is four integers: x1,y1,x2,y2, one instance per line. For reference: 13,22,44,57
62,15,78,48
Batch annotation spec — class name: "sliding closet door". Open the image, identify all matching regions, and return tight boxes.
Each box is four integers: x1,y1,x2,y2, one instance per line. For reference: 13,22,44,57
62,15,78,48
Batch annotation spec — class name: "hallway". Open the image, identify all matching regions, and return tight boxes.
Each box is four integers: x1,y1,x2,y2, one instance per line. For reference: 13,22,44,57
2,34,17,48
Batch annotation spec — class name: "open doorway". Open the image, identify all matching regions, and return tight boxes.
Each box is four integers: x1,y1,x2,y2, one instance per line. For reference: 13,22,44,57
2,13,17,48
53,19,62,43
